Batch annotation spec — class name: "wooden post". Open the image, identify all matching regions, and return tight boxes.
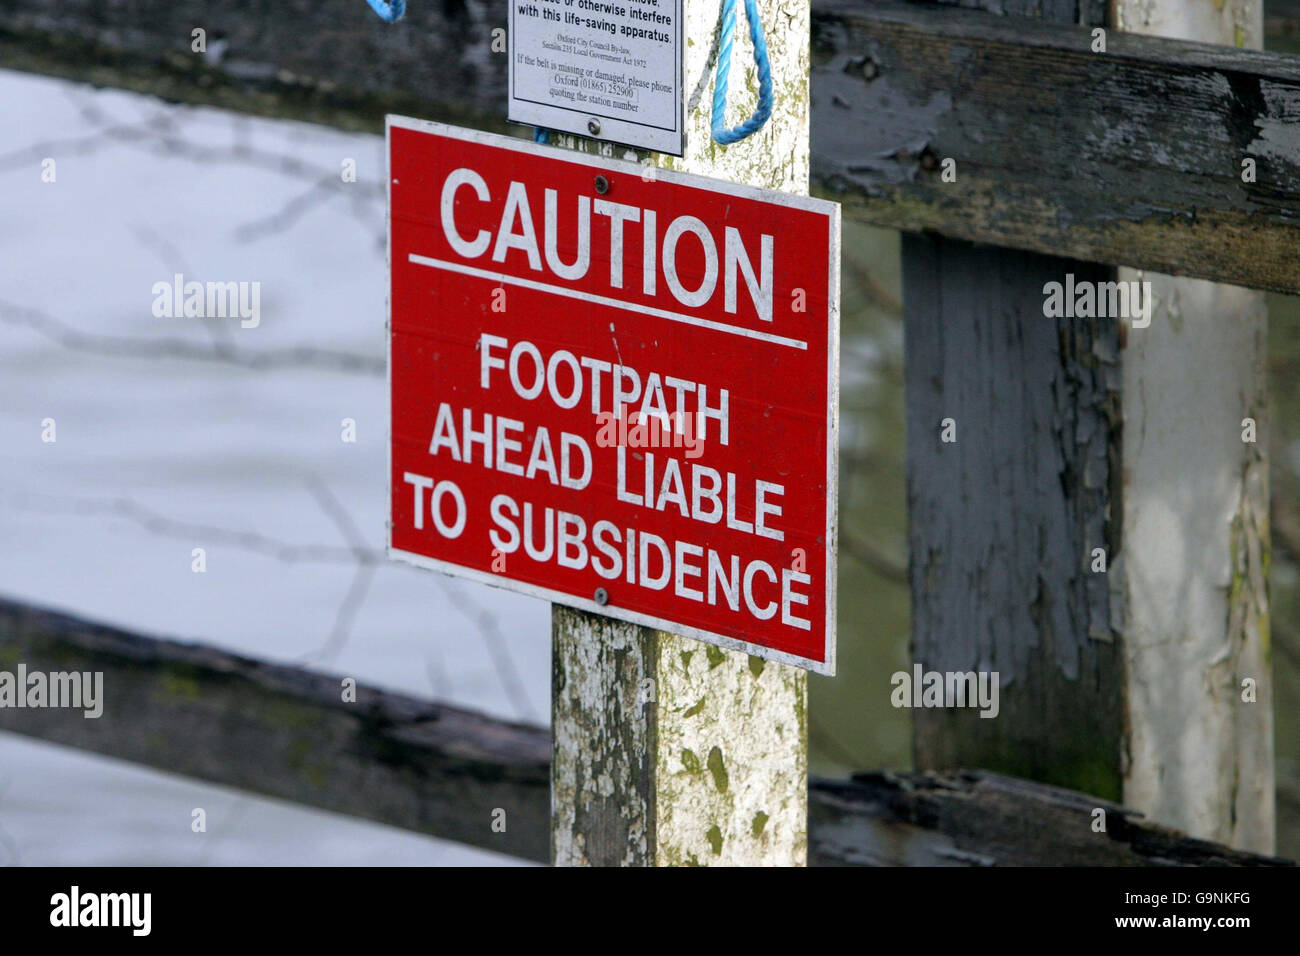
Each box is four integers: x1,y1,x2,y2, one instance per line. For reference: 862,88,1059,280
906,0,1274,853
1112,0,1273,854
904,243,1125,797
551,0,812,866
905,0,1125,803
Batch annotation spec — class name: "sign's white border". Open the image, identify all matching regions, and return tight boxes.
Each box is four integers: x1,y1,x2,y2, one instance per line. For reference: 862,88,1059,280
506,0,684,156
385,115,839,676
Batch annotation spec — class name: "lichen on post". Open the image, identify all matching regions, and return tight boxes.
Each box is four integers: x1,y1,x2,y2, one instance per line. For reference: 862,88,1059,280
1114,0,1274,858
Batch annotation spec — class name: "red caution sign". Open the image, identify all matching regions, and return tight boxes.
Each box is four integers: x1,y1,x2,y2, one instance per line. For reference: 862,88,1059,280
388,118,839,673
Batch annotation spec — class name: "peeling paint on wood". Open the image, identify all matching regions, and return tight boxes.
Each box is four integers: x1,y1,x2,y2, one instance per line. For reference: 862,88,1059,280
551,609,657,866
897,0,1123,803
1114,275,1275,846
1113,0,1274,857
904,239,1126,800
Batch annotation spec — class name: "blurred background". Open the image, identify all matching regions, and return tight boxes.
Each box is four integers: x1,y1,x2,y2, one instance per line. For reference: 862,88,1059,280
0,7,1297,864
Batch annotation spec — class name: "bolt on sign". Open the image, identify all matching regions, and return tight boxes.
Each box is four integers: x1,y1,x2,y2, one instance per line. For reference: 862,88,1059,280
387,118,840,674
508,0,683,155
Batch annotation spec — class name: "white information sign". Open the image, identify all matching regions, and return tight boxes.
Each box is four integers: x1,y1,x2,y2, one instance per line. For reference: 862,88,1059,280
508,0,683,155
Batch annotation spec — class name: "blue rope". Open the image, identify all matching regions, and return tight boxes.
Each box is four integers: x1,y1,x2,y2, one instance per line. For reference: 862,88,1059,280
364,0,406,22
711,0,774,145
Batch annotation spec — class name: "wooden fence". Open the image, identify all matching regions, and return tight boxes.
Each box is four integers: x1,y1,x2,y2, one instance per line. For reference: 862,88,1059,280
1,0,1298,291
2,0,1299,862
0,595,1288,865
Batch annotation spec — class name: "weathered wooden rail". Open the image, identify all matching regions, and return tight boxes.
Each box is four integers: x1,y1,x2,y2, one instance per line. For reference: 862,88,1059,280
4,0,1300,291
814,0,1300,293
0,596,1290,866
0,595,553,862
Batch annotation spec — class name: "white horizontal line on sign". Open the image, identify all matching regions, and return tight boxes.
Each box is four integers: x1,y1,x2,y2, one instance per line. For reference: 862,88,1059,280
408,254,809,350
